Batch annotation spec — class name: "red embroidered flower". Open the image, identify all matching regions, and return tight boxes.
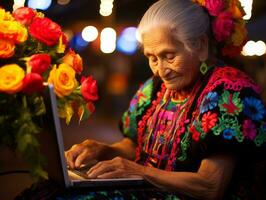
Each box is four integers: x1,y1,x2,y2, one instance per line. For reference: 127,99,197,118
242,119,257,140
190,125,200,141
201,111,218,133
29,17,62,46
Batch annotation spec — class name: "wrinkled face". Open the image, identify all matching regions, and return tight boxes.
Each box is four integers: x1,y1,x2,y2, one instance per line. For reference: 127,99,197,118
142,26,201,90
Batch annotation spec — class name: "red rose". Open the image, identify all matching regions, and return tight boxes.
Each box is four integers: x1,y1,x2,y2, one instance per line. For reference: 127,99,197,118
61,33,68,46
13,7,36,25
22,73,45,95
205,0,224,16
29,17,62,46
81,76,99,102
28,53,51,74
212,11,234,42
222,44,243,58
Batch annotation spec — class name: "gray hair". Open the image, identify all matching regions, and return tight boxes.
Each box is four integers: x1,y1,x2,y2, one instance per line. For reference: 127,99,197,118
137,0,210,51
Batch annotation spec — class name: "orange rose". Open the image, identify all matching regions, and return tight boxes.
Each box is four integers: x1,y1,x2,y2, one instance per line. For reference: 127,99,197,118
228,0,245,19
0,39,15,58
231,22,247,46
0,64,25,94
62,49,83,73
47,64,78,97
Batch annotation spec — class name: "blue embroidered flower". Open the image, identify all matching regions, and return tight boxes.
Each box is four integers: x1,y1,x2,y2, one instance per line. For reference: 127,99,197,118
243,97,266,121
222,128,235,140
200,91,218,113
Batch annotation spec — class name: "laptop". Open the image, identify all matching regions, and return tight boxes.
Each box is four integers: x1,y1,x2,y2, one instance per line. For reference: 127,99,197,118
39,84,146,188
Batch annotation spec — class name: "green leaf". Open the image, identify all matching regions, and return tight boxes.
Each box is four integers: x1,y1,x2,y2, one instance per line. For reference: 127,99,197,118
78,104,90,123
17,133,39,153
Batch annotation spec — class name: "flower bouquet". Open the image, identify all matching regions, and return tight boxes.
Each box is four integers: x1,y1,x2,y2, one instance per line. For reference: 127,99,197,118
0,7,98,180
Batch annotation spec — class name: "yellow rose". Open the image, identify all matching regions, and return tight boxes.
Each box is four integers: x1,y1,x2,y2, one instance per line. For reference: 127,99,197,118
0,8,14,21
48,64,78,97
0,64,25,94
0,39,15,58
0,21,28,43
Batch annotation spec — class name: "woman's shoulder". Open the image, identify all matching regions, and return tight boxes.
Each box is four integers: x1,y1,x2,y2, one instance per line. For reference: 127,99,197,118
207,65,261,94
189,65,266,149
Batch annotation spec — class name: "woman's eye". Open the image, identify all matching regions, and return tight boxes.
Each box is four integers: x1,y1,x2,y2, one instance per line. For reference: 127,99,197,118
149,56,157,62
166,54,175,60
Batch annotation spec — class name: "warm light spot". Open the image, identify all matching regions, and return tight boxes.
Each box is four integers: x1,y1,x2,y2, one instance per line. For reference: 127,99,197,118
81,26,98,42
100,27,116,53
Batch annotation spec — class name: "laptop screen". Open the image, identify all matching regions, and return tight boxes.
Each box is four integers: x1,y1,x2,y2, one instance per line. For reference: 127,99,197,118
38,84,71,187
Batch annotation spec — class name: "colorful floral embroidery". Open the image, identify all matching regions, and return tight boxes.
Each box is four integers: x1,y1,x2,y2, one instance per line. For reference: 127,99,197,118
190,125,201,141
200,91,218,113
222,128,236,140
201,111,218,133
218,90,243,115
121,65,266,172
242,119,257,140
243,97,265,121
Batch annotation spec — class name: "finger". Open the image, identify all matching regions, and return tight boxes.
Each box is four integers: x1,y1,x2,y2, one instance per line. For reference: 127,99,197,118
97,170,123,179
65,151,75,169
74,151,92,168
87,161,114,178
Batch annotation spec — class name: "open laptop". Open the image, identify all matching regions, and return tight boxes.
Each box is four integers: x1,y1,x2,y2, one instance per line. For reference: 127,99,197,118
38,84,145,188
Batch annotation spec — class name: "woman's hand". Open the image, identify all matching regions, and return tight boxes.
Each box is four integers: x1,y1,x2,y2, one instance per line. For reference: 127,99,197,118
87,156,144,179
65,139,108,169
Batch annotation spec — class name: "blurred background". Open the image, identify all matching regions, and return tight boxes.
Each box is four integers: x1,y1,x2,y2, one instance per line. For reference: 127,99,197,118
1,0,266,199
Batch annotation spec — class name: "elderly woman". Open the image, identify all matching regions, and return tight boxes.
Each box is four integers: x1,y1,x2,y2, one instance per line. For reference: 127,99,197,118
64,0,266,199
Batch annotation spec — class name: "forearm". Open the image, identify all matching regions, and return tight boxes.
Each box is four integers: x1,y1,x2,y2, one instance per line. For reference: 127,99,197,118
101,138,136,161
142,167,219,200
141,155,235,200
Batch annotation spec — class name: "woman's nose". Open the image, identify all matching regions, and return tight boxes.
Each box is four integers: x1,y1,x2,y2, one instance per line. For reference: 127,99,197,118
157,61,171,77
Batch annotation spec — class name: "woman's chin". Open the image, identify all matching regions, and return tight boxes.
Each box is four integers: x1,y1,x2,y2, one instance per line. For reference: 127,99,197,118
164,82,183,90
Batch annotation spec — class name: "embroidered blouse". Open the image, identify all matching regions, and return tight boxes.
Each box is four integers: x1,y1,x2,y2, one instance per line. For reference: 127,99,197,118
120,65,266,197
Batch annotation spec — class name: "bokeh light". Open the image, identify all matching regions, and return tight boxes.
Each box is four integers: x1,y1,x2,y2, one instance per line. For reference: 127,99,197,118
117,27,138,55
82,26,98,42
100,27,116,54
27,0,52,10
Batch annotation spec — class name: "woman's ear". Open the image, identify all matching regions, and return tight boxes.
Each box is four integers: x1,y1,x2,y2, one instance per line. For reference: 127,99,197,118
198,35,209,62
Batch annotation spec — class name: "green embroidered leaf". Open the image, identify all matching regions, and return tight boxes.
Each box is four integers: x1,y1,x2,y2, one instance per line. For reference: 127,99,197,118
219,90,243,115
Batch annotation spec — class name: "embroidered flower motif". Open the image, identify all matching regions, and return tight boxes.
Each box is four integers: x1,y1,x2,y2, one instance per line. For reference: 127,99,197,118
200,91,218,113
201,111,218,133
243,97,265,121
190,125,201,141
222,128,235,140
219,90,243,115
242,119,257,140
